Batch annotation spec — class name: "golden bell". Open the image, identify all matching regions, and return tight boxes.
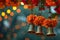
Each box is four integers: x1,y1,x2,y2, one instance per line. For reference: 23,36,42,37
36,26,44,36
28,24,35,34
47,27,56,37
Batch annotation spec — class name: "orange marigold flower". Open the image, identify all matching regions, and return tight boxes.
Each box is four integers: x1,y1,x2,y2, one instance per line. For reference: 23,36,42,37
46,0,56,6
27,14,37,24
43,19,57,28
42,19,51,28
33,16,45,26
51,19,57,28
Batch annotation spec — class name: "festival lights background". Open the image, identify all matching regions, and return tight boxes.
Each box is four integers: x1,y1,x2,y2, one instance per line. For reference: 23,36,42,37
0,0,60,40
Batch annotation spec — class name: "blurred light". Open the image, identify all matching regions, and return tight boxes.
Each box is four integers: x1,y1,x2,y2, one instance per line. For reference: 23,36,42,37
1,12,5,17
24,5,28,9
15,25,20,30
8,17,12,22
10,12,14,16
25,38,30,40
17,16,26,22
16,9,21,13
7,9,11,14
21,22,26,27
0,34,3,38
3,20,10,28
4,15,8,19
0,16,2,21
51,6,56,13
12,6,17,10
20,2,24,5
55,16,58,19
13,33,17,38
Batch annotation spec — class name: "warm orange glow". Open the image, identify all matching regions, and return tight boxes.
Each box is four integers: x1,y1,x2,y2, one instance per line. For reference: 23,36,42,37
12,6,17,10
5,0,11,7
0,2,5,9
0,16,2,22
54,16,58,20
13,33,17,38
46,0,56,6
15,25,20,30
0,34,3,38
28,5,35,10
24,5,28,9
25,38,30,40
4,15,8,19
51,19,57,27
21,22,26,27
20,2,24,5
16,9,21,13
10,12,14,16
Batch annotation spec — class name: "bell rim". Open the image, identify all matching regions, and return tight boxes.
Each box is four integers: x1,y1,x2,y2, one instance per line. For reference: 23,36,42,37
35,32,44,36
28,31,35,34
47,33,56,37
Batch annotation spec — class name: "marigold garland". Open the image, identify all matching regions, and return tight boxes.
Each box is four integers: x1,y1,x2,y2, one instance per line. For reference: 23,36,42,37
33,16,45,26
27,14,37,24
42,18,57,28
46,0,56,6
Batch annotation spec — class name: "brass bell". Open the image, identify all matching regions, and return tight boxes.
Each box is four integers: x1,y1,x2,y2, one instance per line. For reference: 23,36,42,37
47,27,56,37
28,24,35,34
36,26,44,36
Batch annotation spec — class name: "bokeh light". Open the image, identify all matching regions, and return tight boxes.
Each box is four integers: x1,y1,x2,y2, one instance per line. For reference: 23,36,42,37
3,20,10,28
10,12,14,16
13,33,17,38
4,15,8,19
1,12,5,17
25,38,30,40
12,6,17,10
24,5,28,9
20,2,24,5
16,9,21,13
0,34,3,38
0,16,2,22
7,9,11,14
17,16,26,22
21,22,26,27
15,25,20,30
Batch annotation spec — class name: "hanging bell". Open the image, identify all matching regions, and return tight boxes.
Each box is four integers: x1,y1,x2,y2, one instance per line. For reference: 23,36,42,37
47,27,56,37
28,24,35,34
36,26,44,36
